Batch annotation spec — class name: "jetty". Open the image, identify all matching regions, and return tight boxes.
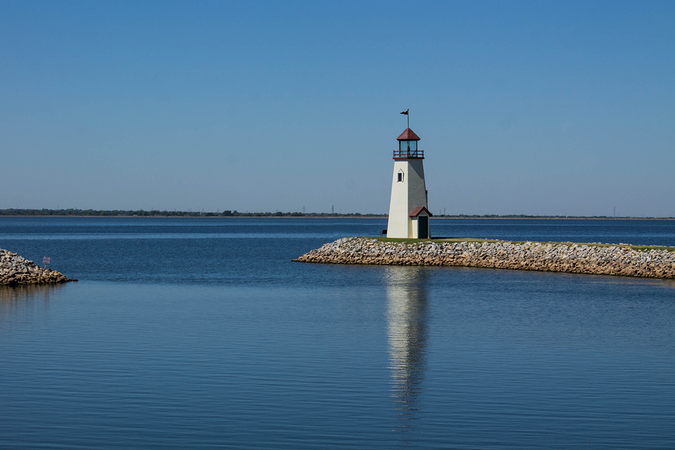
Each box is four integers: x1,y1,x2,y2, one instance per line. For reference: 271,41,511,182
295,237,675,279
1,249,76,286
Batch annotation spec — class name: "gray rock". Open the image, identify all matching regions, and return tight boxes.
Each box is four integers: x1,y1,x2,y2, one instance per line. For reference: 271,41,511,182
294,238,675,279
0,248,76,286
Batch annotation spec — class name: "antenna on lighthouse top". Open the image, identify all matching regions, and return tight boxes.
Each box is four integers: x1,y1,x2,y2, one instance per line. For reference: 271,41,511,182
400,109,409,128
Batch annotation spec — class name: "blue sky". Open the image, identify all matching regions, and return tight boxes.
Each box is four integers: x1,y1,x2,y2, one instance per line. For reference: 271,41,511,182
1,0,674,216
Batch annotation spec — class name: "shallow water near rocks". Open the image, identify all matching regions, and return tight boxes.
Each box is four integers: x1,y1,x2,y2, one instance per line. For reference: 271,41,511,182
1,217,675,449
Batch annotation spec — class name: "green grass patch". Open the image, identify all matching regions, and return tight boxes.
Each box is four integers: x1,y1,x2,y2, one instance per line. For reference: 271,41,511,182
370,236,675,252
374,237,501,244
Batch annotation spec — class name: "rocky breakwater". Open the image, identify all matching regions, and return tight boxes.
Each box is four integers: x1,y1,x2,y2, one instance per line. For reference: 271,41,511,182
295,237,675,279
1,248,75,286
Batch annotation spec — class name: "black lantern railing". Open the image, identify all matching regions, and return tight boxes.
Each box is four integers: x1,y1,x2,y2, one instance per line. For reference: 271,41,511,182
393,149,424,159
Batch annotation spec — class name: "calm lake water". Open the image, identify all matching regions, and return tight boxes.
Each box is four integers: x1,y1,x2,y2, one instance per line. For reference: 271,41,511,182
1,217,674,449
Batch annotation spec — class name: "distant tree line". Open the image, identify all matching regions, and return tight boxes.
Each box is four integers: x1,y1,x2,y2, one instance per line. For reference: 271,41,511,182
0,208,385,217
439,214,673,219
0,209,670,219
220,210,383,217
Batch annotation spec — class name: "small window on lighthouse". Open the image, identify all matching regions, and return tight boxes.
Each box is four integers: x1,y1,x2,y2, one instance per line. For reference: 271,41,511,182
397,170,404,182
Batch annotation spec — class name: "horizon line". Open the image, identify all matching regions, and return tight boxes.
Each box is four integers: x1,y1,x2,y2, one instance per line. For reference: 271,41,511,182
0,209,673,220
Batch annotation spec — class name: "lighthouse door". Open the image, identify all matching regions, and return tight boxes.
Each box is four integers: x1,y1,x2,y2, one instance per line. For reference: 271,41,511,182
418,216,429,239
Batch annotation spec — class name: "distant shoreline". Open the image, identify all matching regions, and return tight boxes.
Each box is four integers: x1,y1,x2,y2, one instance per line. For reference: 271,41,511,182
0,209,673,220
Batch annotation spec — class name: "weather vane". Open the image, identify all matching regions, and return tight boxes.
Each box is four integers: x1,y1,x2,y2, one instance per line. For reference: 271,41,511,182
400,108,409,128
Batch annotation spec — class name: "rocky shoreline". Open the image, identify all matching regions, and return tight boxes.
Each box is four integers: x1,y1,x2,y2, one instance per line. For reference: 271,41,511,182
295,237,675,279
1,249,76,286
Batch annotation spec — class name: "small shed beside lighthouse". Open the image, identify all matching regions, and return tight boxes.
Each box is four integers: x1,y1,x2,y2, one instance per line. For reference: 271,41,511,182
386,126,431,239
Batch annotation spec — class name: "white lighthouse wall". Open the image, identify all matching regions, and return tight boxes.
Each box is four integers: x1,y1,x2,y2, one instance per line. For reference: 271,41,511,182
387,159,428,238
386,161,409,238
406,158,428,216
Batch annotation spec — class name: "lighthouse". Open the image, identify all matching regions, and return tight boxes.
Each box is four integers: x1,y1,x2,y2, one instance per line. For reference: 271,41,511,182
386,124,432,239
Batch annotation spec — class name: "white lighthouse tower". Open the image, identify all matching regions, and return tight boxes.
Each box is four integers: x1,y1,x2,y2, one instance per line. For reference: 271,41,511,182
386,122,432,239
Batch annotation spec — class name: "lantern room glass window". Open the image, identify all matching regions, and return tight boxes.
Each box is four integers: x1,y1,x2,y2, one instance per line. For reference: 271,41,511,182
399,140,417,151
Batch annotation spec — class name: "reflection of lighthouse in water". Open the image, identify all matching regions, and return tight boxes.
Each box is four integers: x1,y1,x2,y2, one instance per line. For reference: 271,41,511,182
385,267,428,433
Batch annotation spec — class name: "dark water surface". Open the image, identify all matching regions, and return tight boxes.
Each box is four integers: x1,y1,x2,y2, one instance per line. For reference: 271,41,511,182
1,218,674,449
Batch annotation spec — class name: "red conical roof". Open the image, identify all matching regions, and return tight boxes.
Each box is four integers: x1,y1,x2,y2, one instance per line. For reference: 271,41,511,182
410,206,433,217
397,128,420,141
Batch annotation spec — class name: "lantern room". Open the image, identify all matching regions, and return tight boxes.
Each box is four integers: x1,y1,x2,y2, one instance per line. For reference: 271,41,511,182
394,128,423,159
